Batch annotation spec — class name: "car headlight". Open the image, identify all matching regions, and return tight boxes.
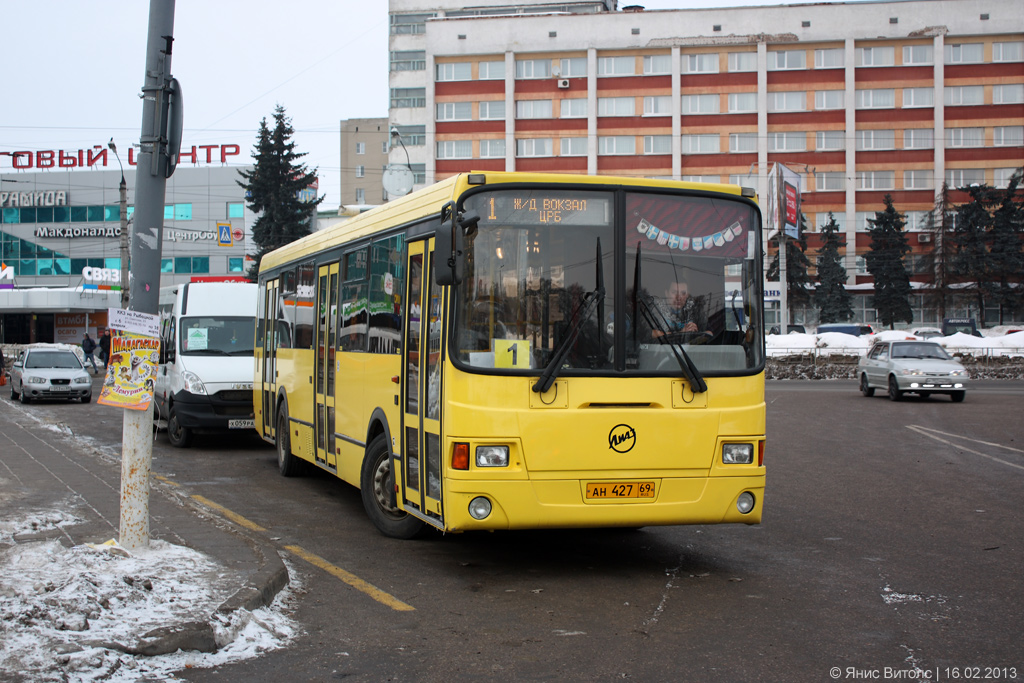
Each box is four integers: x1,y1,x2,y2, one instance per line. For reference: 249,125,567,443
950,369,968,377
900,368,924,376
27,376,47,384
73,376,91,385
180,370,208,395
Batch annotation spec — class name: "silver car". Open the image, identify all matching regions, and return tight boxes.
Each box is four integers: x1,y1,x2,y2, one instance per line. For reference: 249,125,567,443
857,340,968,402
9,347,93,404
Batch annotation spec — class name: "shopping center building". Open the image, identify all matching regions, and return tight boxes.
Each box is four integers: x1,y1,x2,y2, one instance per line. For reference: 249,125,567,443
1,147,254,344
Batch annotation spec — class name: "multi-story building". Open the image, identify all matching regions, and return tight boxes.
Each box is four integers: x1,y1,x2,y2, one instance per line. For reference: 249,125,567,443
339,117,390,206
387,0,1024,326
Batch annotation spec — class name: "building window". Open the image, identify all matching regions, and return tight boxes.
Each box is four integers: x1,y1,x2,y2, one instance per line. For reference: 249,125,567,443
390,50,426,72
856,89,895,109
437,140,473,159
727,92,757,113
437,102,472,121
228,257,244,273
946,168,985,188
681,94,718,114
598,56,635,76
644,95,674,115
944,85,984,106
858,170,895,190
817,212,846,231
768,91,807,112
165,204,192,220
355,188,365,203
560,137,587,156
994,84,1024,104
816,130,845,151
856,129,895,151
515,138,553,157
993,41,1024,62
479,139,506,158
728,133,757,153
994,168,1020,188
856,46,895,67
559,57,587,77
355,142,366,156
516,59,552,79
769,50,806,70
815,172,846,191
903,170,932,190
944,43,984,64
947,128,984,148
902,44,933,65
479,60,505,80
390,13,433,35
813,89,844,110
728,52,756,72
516,100,553,119
769,131,807,152
904,211,930,231
904,129,934,149
994,126,1023,146
643,54,672,75
355,165,365,178
479,100,506,119
815,48,844,69
903,87,934,108
227,203,244,219
392,125,425,146
643,135,672,154
598,97,635,117
683,53,719,74
391,88,425,108
560,98,587,118
436,62,472,81
598,136,635,155
681,134,720,154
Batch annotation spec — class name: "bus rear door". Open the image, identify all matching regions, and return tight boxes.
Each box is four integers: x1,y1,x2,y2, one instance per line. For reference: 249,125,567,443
399,240,444,529
261,279,279,440
315,263,339,470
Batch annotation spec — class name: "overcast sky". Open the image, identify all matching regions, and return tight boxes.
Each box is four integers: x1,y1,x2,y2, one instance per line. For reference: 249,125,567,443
2,0,871,207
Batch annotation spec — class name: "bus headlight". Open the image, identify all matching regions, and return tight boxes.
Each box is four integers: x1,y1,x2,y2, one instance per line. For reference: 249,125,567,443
476,445,509,467
722,443,753,464
737,492,756,514
469,497,492,520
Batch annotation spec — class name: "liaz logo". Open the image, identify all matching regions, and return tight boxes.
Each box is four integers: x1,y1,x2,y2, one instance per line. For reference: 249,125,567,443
0,262,13,280
608,424,636,453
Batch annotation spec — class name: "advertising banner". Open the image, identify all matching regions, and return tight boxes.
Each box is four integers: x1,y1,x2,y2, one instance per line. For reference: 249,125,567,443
98,309,160,411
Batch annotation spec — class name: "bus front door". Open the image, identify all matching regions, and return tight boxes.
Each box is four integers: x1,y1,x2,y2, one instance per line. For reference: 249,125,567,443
315,263,339,470
261,279,279,440
400,240,444,528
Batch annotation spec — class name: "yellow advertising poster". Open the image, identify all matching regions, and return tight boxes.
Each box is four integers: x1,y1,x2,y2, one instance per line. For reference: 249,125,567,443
97,332,160,411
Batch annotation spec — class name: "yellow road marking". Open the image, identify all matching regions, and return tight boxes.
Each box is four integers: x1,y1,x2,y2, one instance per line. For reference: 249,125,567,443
284,544,415,612
190,494,268,532
154,475,179,486
907,425,1024,472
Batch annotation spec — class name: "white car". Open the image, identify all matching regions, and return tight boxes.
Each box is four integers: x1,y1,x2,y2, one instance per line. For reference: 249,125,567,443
857,340,968,402
9,347,93,404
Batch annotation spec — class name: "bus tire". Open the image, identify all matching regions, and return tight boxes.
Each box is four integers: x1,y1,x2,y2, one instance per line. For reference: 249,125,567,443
277,406,303,477
167,405,193,448
361,434,423,539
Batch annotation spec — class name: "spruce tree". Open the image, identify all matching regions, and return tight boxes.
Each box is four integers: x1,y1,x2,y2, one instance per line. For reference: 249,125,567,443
813,212,853,323
950,184,995,326
865,194,913,329
987,170,1024,324
766,214,813,322
238,104,323,280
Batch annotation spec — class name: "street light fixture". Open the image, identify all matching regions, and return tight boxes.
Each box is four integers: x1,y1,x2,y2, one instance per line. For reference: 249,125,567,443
108,139,129,307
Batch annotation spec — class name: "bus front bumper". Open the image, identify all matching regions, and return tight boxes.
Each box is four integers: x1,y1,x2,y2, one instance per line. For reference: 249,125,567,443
170,390,255,432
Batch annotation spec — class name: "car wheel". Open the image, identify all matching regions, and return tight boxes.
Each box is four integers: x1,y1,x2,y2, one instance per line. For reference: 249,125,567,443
167,405,193,448
81,394,92,404
950,390,965,403
918,392,931,400
860,373,875,397
10,381,19,401
361,434,424,539
276,405,304,477
888,376,903,402
19,388,30,404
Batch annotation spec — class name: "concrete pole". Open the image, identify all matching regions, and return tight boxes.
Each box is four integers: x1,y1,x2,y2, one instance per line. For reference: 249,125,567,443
120,0,177,551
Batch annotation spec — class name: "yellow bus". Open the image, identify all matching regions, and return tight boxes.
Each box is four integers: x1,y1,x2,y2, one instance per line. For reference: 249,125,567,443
255,172,765,538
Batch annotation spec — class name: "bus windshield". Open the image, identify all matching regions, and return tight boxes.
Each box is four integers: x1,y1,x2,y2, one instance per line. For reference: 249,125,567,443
455,188,763,375
179,316,256,356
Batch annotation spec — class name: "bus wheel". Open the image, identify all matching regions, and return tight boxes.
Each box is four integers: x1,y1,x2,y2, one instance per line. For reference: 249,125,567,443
167,406,193,448
361,434,423,539
277,407,303,477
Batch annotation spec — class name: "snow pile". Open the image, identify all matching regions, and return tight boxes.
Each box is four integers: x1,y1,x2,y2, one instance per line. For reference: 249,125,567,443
0,510,302,683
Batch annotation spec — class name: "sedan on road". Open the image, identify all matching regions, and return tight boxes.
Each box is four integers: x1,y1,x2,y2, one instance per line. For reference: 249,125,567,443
9,347,93,404
857,340,968,402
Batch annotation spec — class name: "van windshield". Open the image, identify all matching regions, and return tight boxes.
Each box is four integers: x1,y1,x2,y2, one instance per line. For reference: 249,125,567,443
179,316,255,356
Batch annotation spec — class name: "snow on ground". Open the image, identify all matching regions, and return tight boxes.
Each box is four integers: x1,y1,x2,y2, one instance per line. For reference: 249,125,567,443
767,329,1024,357
0,508,303,683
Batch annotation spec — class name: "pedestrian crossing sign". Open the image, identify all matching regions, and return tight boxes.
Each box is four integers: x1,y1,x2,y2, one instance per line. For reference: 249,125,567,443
217,222,233,247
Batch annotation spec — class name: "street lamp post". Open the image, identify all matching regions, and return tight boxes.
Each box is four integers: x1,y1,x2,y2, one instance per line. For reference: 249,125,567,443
108,139,129,308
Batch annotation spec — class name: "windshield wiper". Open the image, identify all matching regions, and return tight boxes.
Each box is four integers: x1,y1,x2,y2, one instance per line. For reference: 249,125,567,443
636,296,708,393
533,239,605,394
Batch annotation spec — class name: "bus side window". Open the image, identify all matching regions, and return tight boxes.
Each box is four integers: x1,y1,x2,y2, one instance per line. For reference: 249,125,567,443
294,261,317,350
341,248,369,352
368,234,405,355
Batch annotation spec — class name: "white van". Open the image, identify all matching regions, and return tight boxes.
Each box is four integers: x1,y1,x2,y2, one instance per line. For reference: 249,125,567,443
155,282,258,447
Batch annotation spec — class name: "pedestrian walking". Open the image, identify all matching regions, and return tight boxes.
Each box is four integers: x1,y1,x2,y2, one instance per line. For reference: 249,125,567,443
99,330,111,369
82,333,99,374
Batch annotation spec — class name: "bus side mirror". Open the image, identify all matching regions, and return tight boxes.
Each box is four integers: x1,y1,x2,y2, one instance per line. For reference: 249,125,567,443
435,209,479,287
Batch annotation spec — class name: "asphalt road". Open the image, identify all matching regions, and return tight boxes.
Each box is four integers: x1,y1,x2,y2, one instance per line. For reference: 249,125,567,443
9,379,1024,682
